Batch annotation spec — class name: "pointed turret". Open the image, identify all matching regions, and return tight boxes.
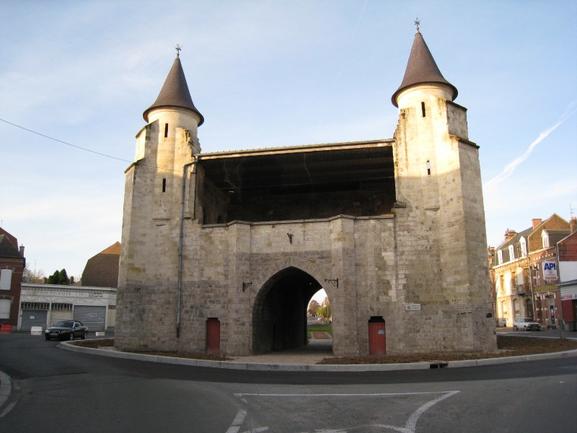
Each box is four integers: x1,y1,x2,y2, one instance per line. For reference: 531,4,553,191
143,55,204,125
391,31,458,107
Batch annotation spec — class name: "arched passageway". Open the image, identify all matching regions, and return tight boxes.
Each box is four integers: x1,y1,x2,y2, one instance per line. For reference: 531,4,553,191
252,267,325,354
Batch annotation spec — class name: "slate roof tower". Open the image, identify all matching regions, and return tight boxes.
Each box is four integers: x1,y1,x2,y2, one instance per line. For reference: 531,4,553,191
392,29,496,352
117,52,203,350
392,30,458,107
143,54,204,125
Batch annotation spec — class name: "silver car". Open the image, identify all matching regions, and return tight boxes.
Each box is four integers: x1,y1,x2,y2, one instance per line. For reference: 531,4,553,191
513,318,542,331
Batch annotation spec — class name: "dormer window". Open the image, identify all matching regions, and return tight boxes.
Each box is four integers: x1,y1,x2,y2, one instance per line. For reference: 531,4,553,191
520,237,527,257
497,249,503,265
542,230,550,248
508,245,515,261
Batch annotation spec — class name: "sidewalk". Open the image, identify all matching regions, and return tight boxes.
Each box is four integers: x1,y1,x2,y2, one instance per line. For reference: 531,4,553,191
232,339,332,364
497,328,577,340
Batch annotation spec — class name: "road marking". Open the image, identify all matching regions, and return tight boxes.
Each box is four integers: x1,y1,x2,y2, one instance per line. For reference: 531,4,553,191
405,390,460,432
234,391,454,397
0,370,15,419
225,409,247,433
0,401,17,418
230,390,460,433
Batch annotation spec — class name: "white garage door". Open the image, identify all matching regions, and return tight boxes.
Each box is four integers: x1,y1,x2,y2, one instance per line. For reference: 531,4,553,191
74,305,106,331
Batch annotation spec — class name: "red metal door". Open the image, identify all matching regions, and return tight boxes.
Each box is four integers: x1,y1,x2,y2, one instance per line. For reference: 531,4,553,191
206,318,220,354
368,317,386,355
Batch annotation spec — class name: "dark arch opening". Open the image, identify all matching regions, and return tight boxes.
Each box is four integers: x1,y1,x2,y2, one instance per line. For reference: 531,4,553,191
252,267,324,354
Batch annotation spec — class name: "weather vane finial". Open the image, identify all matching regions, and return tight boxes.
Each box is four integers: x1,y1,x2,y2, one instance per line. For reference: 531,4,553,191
175,44,182,57
414,17,421,32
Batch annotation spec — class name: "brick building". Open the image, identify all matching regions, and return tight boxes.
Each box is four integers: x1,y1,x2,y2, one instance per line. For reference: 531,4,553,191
116,30,496,356
492,214,571,328
0,228,26,327
558,223,577,331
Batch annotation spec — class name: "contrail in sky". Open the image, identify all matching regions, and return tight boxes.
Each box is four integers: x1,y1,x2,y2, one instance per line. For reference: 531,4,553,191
484,101,577,190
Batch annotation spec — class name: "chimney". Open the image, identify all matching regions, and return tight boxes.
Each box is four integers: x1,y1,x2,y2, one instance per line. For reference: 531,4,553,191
570,217,577,234
504,229,517,242
19,245,25,257
532,218,542,229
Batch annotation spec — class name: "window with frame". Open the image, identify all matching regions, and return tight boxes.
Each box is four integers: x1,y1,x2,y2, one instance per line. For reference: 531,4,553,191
0,299,10,319
520,237,527,257
497,250,503,265
508,244,515,261
542,230,550,248
0,269,12,290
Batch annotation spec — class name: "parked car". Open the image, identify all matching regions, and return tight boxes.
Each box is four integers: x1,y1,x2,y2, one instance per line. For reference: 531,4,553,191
513,318,542,331
44,320,87,341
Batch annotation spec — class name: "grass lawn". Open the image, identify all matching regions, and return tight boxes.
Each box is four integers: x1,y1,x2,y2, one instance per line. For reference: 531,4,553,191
307,323,332,338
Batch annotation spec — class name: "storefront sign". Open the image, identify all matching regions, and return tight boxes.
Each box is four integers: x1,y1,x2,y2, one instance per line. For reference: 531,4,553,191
542,261,558,282
561,286,577,301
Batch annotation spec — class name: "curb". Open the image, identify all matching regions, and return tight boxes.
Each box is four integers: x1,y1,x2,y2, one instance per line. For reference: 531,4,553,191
0,370,12,411
60,340,577,372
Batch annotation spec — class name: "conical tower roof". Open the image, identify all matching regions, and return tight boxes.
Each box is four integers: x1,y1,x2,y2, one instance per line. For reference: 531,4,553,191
391,31,458,107
143,55,204,125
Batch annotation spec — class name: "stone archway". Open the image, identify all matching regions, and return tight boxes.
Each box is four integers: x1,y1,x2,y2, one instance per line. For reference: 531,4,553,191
252,267,324,354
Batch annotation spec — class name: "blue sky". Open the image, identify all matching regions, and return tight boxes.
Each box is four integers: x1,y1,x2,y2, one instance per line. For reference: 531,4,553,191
1,0,576,279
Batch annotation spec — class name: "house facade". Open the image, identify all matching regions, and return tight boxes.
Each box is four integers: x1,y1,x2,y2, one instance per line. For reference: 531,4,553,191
493,214,571,327
558,225,577,331
116,30,496,356
0,228,26,328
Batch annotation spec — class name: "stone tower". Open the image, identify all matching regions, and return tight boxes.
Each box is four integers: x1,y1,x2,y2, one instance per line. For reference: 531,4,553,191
391,30,495,352
116,53,203,351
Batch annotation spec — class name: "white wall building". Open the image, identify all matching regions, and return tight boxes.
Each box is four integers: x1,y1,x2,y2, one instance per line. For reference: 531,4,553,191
19,283,116,332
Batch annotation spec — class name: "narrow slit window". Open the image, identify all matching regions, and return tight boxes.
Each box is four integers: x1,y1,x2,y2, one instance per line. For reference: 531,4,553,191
162,178,167,192
421,102,426,118
164,123,169,138
426,160,431,176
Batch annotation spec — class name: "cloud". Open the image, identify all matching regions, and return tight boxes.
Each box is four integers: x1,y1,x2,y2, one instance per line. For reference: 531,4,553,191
484,101,577,191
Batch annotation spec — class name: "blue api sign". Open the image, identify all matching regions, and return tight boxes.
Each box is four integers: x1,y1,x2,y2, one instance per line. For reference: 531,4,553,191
542,261,558,280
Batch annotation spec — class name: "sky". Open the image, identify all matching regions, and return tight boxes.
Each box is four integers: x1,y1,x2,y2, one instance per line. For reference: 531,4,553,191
1,0,576,281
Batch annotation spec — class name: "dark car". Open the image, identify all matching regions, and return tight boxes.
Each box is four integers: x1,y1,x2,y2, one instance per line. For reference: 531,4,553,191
44,320,87,341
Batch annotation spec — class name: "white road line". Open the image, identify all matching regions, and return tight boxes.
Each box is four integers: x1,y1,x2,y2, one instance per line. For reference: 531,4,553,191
225,409,247,433
405,390,460,433
0,370,14,418
239,427,269,433
232,390,461,433
234,391,456,397
0,401,17,419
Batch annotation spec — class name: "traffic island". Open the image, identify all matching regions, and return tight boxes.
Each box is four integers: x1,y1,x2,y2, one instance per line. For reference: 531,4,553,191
71,338,231,361
318,335,577,364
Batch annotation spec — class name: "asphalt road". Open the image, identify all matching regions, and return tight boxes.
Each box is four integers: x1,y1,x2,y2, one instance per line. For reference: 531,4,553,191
0,334,576,433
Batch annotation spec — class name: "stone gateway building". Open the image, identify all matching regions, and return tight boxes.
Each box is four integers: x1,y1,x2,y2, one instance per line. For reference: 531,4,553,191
116,30,496,356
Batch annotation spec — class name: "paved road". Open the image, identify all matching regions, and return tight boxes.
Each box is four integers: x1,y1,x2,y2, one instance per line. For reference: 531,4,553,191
0,334,576,433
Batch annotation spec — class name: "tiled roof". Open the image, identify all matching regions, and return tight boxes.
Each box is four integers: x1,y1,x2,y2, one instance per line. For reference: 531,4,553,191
494,227,531,266
546,229,571,246
0,235,21,258
81,242,120,288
